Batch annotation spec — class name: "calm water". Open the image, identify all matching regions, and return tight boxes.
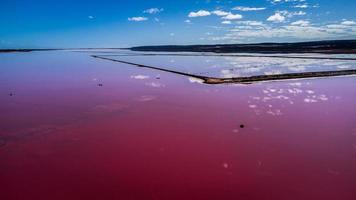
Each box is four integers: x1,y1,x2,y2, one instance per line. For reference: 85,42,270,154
99,53,356,78
1,50,356,200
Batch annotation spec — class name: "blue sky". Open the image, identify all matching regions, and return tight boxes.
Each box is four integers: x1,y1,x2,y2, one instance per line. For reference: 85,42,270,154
0,0,356,48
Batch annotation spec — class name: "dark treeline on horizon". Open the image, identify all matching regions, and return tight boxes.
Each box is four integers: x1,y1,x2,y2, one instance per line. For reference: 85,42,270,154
1,40,356,54
130,40,356,54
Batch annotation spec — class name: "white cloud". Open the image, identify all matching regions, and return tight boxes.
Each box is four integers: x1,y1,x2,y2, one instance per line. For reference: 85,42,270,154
222,20,232,24
294,4,308,8
267,13,286,23
144,8,163,14
88,15,94,19
128,17,148,22
270,0,306,4
236,21,265,26
279,10,306,17
222,13,243,20
212,10,230,16
342,20,356,25
267,10,306,23
291,20,310,26
207,19,356,42
233,6,266,11
326,24,348,29
188,10,211,17
291,11,306,16
185,19,192,23
238,26,328,38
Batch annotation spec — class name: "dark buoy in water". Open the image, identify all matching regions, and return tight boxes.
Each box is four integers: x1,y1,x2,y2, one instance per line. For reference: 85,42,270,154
98,83,103,87
240,124,245,129
9,92,14,96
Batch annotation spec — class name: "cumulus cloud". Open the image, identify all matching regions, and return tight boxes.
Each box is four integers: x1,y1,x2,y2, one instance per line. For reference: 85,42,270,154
236,21,265,26
222,20,232,24
267,12,286,23
212,10,230,16
189,9,244,20
270,0,306,3
233,6,266,11
291,20,310,26
279,10,306,17
342,20,356,25
144,8,163,14
128,17,148,22
267,10,306,23
188,10,211,17
222,13,243,20
207,19,356,42
294,4,309,8
235,26,325,39
325,24,348,29
289,11,306,16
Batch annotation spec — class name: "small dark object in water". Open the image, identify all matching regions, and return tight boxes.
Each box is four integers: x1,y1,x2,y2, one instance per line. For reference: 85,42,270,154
156,77,160,80
9,93,14,96
240,124,245,129
98,84,103,87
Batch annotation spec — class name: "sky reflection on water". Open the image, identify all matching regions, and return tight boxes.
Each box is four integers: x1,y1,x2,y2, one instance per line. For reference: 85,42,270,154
0,51,356,200
102,52,356,78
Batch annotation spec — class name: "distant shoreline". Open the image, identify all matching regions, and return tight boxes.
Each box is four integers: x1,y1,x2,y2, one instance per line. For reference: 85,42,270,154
0,48,127,53
1,40,356,54
130,40,356,54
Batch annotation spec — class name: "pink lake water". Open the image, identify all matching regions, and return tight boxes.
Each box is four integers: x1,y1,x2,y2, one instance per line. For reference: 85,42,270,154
1,50,356,200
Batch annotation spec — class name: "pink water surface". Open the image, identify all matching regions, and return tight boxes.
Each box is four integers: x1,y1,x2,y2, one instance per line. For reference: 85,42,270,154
1,51,356,200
